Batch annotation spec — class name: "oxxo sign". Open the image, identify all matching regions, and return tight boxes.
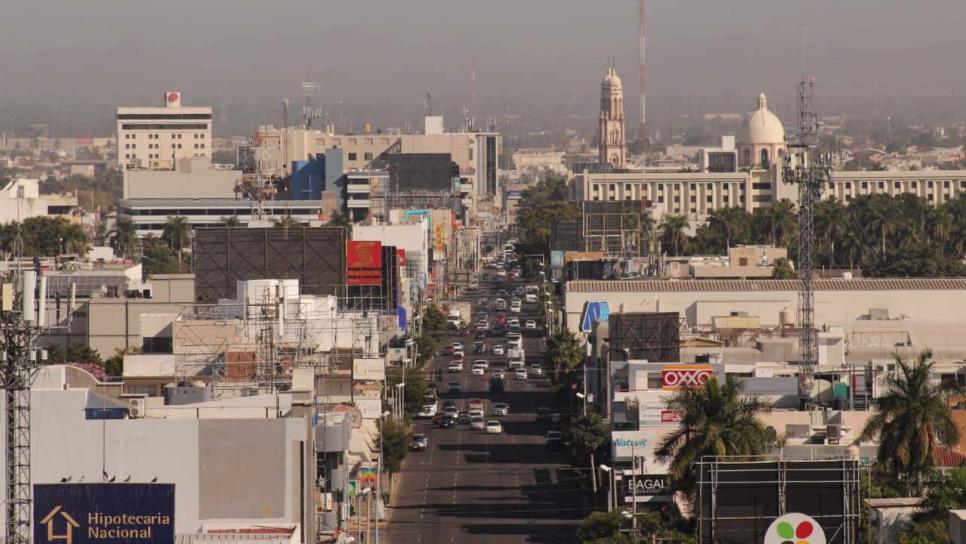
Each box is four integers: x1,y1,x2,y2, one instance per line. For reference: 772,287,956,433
661,364,713,391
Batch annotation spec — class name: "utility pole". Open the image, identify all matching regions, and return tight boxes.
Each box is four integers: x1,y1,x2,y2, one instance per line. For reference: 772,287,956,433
782,77,831,407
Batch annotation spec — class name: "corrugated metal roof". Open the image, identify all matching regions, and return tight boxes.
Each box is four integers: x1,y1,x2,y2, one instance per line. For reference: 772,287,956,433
566,278,966,293
176,535,291,543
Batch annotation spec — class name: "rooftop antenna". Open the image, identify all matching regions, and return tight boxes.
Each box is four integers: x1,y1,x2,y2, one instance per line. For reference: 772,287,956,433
301,76,320,129
638,0,648,153
470,57,477,132
425,92,432,116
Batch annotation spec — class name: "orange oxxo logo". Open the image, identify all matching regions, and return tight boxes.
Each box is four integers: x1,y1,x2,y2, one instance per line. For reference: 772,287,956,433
41,506,80,544
660,364,713,390
763,513,827,544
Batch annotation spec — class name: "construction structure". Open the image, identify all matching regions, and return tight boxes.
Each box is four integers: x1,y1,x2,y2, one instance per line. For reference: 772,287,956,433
696,456,861,544
782,78,832,403
551,201,653,258
1,267,45,544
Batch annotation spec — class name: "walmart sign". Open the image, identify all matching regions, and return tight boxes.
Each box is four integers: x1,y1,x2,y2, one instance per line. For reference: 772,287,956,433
580,301,610,333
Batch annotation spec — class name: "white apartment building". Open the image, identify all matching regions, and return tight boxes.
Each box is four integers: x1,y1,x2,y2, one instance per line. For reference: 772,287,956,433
117,91,212,170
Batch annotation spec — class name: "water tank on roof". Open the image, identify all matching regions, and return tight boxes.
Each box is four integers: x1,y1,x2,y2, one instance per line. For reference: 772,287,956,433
779,307,795,328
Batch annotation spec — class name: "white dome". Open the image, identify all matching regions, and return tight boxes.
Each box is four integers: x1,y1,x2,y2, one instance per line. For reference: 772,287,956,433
743,92,785,145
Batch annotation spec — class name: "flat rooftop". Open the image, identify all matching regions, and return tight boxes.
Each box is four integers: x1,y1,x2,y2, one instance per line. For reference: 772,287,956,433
567,278,966,293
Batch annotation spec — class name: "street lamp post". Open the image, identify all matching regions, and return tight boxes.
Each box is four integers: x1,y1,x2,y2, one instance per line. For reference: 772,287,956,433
599,464,616,512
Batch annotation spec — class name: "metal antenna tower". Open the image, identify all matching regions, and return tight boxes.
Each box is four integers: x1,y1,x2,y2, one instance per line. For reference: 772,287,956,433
2,267,42,544
638,0,648,152
301,77,320,129
783,77,831,405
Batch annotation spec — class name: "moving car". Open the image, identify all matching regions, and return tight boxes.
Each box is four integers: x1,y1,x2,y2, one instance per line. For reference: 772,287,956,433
528,364,544,377
473,360,490,370
416,403,438,418
491,368,506,379
525,293,538,303
448,361,463,373
485,421,503,434
443,405,459,418
545,430,563,449
470,416,486,430
452,352,465,362
492,403,510,416
447,381,463,393
471,364,485,376
467,398,485,411
474,341,486,353
410,434,429,451
492,344,505,356
525,320,537,329
468,408,485,419
438,415,456,428
514,368,528,380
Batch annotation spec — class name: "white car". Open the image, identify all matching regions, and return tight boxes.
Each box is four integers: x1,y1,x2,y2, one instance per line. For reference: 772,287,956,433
492,403,510,416
525,293,538,303
470,416,486,430
529,364,544,377
507,318,520,328
525,320,537,329
468,409,485,419
473,360,490,370
492,344,505,356
514,369,528,380
471,364,486,376
448,362,463,373
417,403,438,418
485,421,503,434
510,304,522,314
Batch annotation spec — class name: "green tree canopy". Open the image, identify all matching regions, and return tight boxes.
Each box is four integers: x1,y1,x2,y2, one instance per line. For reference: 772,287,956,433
856,350,960,494
545,329,583,384
563,413,608,468
656,375,772,496
379,418,411,474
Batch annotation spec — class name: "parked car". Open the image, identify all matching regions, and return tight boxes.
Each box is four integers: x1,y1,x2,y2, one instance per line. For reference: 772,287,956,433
485,421,503,434
410,434,429,451
492,403,510,416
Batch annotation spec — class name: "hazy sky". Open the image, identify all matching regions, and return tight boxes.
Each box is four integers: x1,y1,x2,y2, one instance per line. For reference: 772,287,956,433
3,0,966,135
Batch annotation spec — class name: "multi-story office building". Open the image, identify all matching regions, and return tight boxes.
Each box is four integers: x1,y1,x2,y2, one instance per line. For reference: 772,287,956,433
116,91,212,170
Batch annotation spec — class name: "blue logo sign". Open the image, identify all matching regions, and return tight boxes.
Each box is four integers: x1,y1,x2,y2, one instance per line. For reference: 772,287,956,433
34,483,175,544
581,301,610,333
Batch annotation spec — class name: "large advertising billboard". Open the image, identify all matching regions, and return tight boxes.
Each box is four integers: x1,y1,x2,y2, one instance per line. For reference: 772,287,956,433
34,483,175,544
661,364,714,391
347,240,383,286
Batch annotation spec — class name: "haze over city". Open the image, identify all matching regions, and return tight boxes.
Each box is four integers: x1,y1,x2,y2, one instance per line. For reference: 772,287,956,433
3,0,966,136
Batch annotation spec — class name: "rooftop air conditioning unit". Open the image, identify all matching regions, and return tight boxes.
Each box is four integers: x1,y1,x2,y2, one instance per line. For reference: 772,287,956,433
128,398,145,419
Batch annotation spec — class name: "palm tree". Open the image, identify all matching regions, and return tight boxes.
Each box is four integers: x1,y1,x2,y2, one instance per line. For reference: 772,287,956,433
656,375,771,495
545,329,583,384
814,200,848,267
220,215,242,227
927,206,953,259
161,216,191,262
111,216,139,260
766,199,797,247
856,350,960,494
708,207,753,252
660,215,689,256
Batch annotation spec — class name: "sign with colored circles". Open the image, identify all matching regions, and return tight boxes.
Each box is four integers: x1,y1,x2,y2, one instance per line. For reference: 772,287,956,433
763,513,826,544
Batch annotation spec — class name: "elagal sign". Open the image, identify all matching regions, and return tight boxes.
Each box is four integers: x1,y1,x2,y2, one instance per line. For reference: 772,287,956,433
661,364,713,390
34,483,175,544
626,475,670,495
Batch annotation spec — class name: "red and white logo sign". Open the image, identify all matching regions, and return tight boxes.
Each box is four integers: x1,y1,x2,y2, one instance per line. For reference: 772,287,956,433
660,410,682,423
661,365,713,390
165,91,181,107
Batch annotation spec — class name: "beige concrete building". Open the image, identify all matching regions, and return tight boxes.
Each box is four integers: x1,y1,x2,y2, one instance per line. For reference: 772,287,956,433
117,91,212,170
87,273,195,355
254,121,501,198
565,278,966,362
123,157,241,199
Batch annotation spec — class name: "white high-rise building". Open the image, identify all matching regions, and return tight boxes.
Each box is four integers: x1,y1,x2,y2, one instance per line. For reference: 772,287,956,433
116,91,212,170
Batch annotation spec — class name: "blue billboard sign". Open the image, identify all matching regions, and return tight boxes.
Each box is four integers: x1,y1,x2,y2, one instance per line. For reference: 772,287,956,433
34,483,175,544
581,301,610,333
